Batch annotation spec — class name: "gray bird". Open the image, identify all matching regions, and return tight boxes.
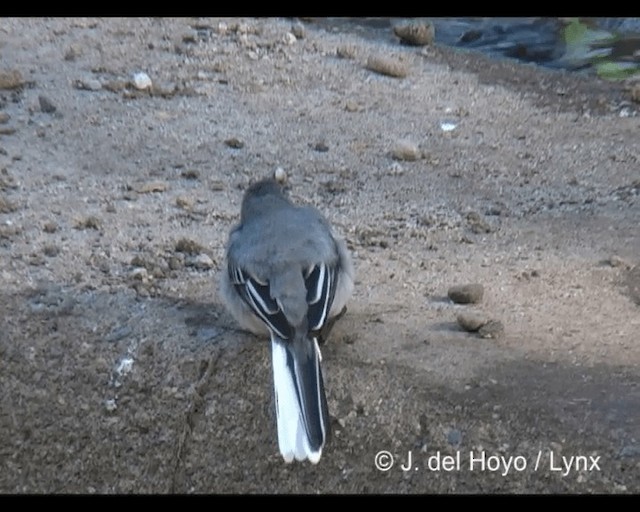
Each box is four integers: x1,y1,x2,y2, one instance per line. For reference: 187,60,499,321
220,178,354,463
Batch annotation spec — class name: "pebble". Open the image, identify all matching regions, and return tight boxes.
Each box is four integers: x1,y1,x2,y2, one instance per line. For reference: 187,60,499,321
344,100,361,112
175,238,204,255
0,70,25,90
391,140,421,161
38,95,57,114
456,311,490,332
631,84,640,103
0,196,17,213
132,72,152,90
274,167,287,183
188,253,215,270
181,169,200,180
448,283,484,304
136,181,168,194
0,112,10,124
43,221,58,233
393,22,435,46
224,137,244,149
131,267,149,280
282,32,297,45
175,196,194,210
313,141,329,152
74,78,102,91
365,55,409,78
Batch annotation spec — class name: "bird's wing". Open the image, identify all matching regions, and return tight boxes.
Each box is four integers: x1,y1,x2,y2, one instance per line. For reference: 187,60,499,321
229,259,338,337
305,262,338,332
228,262,292,339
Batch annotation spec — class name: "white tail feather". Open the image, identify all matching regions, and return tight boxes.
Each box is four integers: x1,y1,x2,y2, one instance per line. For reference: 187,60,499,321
271,339,322,463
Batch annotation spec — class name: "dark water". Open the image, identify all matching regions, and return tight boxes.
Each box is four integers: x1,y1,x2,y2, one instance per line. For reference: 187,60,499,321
310,18,640,77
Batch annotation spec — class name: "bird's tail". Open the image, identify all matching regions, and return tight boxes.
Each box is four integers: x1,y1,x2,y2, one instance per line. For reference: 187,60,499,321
271,334,330,464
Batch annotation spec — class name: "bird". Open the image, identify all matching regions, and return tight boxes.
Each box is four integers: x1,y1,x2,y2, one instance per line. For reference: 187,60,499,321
219,177,354,463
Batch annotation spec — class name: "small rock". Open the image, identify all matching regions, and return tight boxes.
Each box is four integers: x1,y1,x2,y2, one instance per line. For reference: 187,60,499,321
210,180,225,191
393,22,435,46
175,196,194,210
282,32,297,45
0,127,17,135
313,141,329,152
42,244,60,257
631,84,640,104
0,196,17,213
188,253,215,270
73,78,102,91
0,113,10,124
131,267,149,280
478,320,504,339
456,311,490,332
0,70,25,90
38,95,57,114
274,167,287,183
391,140,421,161
43,221,58,233
175,238,203,255
224,137,244,149
448,283,484,304
388,162,404,176
344,100,361,112
136,181,168,194
365,55,408,78
132,72,152,90
64,46,80,61
181,169,200,180
167,256,183,270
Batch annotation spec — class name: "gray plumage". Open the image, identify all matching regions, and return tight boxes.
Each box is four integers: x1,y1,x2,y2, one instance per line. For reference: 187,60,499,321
220,178,354,463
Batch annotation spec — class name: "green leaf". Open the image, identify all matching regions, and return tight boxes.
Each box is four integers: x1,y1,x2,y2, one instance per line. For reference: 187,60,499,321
595,61,640,80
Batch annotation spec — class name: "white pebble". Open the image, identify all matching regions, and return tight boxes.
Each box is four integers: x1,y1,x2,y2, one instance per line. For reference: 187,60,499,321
133,72,152,90
274,167,287,183
440,121,457,132
283,32,297,45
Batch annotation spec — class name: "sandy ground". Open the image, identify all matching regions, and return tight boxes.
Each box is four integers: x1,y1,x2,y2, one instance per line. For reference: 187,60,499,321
0,17,639,494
